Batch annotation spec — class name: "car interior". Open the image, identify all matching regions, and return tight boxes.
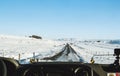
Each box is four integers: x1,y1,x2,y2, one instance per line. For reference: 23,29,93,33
0,48,120,76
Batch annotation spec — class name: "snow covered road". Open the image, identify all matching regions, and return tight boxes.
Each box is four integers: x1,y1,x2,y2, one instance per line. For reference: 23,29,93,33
42,44,85,62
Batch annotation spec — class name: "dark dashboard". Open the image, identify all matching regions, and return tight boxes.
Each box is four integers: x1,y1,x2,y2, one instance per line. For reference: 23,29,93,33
1,48,120,76
1,57,120,76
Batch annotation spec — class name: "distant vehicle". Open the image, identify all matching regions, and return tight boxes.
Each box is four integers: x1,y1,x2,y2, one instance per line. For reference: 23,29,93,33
29,35,42,39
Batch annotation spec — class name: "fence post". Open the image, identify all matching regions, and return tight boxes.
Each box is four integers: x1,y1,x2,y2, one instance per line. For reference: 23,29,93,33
18,53,21,61
33,52,35,60
108,52,109,56
3,51,4,57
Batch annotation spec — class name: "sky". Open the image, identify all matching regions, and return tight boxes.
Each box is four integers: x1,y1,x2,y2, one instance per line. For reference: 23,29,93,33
0,0,120,39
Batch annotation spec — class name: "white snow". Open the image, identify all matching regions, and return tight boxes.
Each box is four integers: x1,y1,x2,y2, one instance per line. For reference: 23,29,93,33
0,35,65,61
0,35,120,64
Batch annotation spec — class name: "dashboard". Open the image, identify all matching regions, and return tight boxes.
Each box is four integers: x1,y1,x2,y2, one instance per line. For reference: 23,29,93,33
1,57,120,76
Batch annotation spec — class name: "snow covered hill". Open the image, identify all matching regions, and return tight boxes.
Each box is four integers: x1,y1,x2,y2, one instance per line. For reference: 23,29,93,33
0,35,120,64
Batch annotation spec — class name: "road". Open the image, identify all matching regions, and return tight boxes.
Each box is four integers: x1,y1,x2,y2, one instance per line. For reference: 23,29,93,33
42,44,85,62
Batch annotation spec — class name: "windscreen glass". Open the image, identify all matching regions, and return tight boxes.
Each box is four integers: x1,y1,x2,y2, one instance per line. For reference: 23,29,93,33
0,0,120,64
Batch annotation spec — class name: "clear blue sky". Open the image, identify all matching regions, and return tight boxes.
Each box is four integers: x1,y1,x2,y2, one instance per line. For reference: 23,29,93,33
0,0,120,39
